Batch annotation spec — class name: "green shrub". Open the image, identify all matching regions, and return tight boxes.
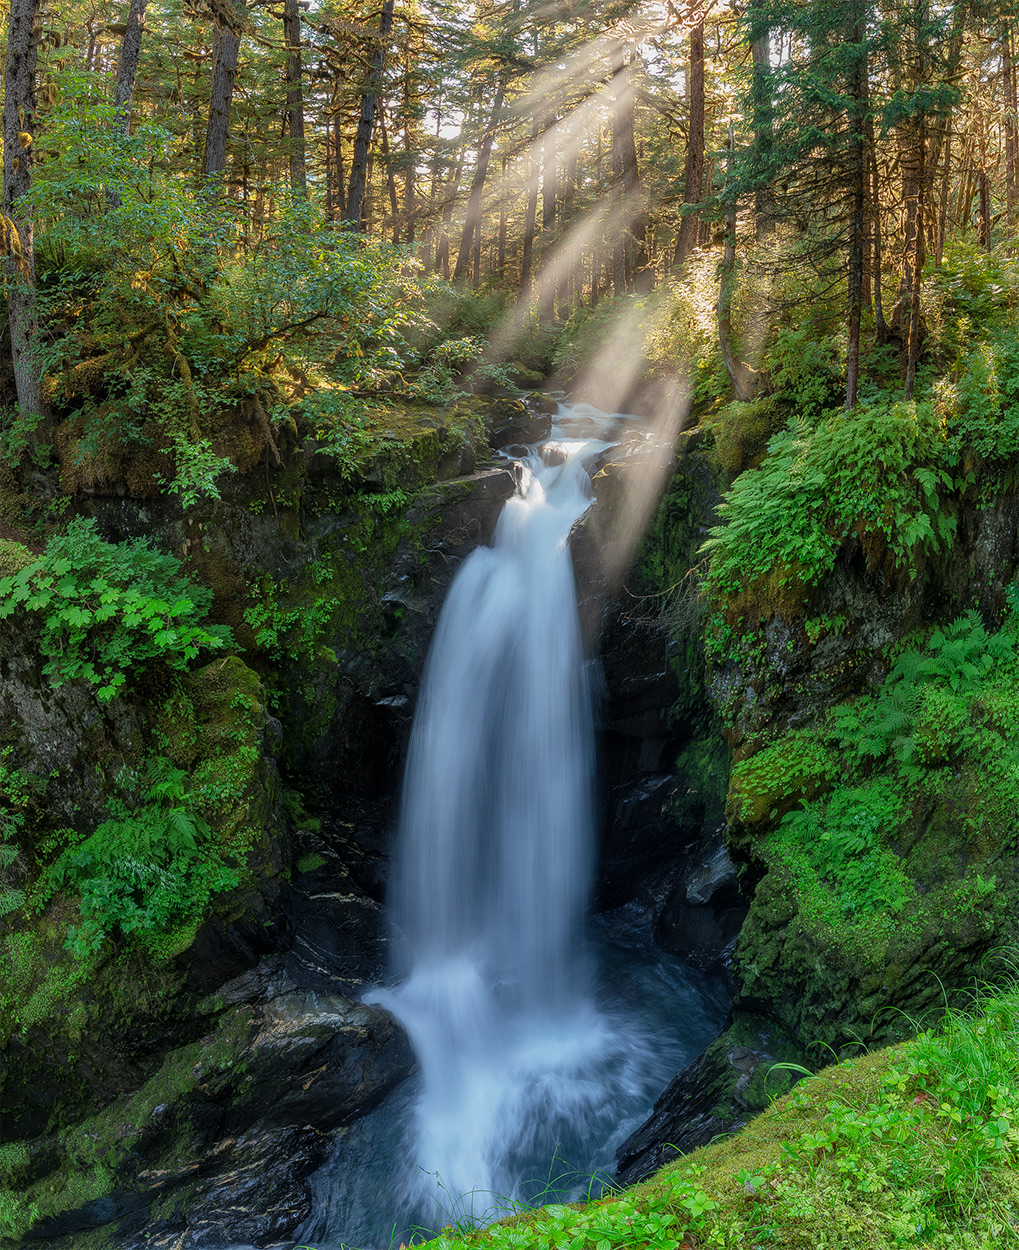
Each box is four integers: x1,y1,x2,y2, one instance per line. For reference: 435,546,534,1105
703,399,956,608
831,610,1016,777
778,782,912,917
0,518,231,701
39,756,239,957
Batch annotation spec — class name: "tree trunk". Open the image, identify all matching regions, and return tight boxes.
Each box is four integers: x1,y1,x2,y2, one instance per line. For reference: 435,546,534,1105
203,0,245,189
403,67,415,244
379,113,400,242
520,117,540,295
346,0,396,230
751,26,774,237
3,0,46,428
978,168,991,248
537,110,558,317
558,145,578,315
846,18,867,410
1005,24,1018,221
935,127,951,262
283,0,306,194
498,154,508,275
904,120,927,400
435,133,469,278
113,0,148,134
610,43,640,293
674,17,705,267
718,126,754,401
452,80,506,282
870,131,887,341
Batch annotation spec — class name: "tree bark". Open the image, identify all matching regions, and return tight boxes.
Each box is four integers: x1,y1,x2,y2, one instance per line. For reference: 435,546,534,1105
904,119,927,400
845,17,867,410
452,81,506,282
113,0,149,134
379,113,400,242
346,0,396,230
978,168,991,249
498,154,508,275
610,43,641,293
403,64,415,243
1004,24,1018,221
870,129,887,341
674,17,705,267
283,0,306,194
935,127,951,263
537,109,558,317
520,117,540,295
751,26,774,237
3,0,46,427
202,0,245,189
718,125,754,401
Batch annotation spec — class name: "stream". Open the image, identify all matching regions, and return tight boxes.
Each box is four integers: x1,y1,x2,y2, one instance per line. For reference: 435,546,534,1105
296,405,727,1249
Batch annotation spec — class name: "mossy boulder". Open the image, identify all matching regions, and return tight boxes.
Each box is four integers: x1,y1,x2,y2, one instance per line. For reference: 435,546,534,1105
1,977,413,1248
0,654,290,1140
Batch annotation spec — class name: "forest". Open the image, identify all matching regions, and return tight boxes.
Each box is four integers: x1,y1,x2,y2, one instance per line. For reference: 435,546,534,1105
5,0,1019,1247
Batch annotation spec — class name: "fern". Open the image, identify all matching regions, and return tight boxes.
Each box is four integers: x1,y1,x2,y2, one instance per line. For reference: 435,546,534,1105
41,756,239,957
705,399,956,606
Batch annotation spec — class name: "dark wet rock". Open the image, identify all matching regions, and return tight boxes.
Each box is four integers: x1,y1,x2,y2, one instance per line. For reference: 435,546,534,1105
20,986,414,1250
652,842,744,969
224,991,413,1135
487,400,552,447
615,1030,797,1185
597,772,688,910
130,1126,323,1250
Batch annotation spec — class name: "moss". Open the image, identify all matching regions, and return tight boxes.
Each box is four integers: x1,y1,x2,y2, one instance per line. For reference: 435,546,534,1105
3,1006,254,1242
0,654,284,1142
701,395,786,477
0,538,33,577
296,851,326,874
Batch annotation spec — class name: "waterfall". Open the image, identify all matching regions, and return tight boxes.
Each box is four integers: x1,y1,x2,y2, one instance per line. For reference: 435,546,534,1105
373,431,611,1218
298,405,725,1249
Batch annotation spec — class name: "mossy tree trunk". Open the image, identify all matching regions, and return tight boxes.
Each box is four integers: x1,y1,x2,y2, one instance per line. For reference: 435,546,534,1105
3,0,47,435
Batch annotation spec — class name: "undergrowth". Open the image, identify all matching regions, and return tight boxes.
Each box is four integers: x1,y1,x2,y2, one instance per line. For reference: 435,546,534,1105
0,518,231,700
728,605,1019,956
37,755,240,958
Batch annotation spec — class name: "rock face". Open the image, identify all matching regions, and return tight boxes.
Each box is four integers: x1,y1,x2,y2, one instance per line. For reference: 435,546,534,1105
0,653,292,1145
579,428,742,975
20,967,414,1249
711,491,1019,744
615,1031,797,1184
617,464,1019,1179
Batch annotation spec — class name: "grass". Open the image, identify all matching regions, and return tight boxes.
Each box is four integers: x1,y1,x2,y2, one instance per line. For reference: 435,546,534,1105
376,978,1019,1250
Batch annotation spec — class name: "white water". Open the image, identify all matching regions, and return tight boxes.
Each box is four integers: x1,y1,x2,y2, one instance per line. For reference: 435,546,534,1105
372,430,611,1219
296,405,725,1248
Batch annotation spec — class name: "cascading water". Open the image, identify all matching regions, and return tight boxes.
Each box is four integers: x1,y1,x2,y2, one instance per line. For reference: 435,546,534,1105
377,433,606,1218
297,405,726,1248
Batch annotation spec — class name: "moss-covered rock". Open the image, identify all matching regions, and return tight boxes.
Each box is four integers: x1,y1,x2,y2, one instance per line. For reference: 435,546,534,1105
0,654,289,1140
0,977,413,1248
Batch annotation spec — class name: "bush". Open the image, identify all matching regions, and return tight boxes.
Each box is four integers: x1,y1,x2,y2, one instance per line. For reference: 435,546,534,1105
39,756,239,957
703,399,956,609
0,518,231,701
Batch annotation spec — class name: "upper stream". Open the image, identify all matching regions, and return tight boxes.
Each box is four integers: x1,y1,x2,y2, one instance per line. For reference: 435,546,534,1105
297,404,726,1249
